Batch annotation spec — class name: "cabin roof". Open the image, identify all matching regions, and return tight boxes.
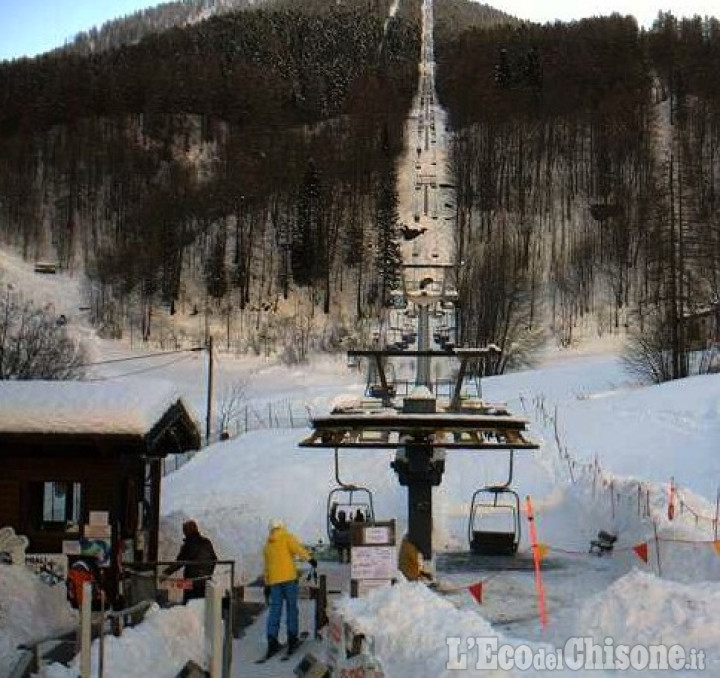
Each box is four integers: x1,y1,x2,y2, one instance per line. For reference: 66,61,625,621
0,379,201,454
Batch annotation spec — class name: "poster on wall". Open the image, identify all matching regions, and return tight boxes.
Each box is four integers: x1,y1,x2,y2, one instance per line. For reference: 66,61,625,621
82,515,112,566
79,537,112,566
25,553,68,586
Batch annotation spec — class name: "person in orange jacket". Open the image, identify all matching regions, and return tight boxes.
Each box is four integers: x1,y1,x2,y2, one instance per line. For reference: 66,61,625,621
398,533,432,582
262,519,317,660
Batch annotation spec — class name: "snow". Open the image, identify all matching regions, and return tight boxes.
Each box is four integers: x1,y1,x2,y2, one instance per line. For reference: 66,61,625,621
0,379,199,436
3,338,720,676
334,581,508,677
4,2,720,676
29,603,206,678
0,566,76,660
571,570,720,652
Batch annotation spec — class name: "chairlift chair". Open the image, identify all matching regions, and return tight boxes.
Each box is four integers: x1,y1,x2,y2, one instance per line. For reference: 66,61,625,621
468,487,521,555
467,450,521,556
326,487,375,544
326,449,375,546
366,361,396,400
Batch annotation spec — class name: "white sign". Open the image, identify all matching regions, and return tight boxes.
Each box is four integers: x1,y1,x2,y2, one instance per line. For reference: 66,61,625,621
84,524,112,539
88,511,109,525
363,527,391,545
351,546,396,580
62,540,81,555
25,553,68,584
355,579,391,597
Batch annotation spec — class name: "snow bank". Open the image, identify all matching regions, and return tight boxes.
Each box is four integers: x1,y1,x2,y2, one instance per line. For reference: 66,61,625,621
38,602,205,678
0,564,75,656
571,570,720,670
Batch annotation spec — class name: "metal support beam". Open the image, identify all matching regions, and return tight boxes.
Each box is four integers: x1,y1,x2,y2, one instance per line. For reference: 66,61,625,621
391,437,445,561
408,481,433,559
416,305,430,388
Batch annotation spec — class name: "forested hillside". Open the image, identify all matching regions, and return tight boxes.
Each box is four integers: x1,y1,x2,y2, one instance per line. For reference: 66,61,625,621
55,0,257,58
1,0,719,376
434,4,720,378
0,0,423,357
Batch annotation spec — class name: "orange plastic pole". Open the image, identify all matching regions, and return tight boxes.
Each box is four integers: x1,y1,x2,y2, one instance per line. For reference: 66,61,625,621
668,477,676,521
525,495,548,630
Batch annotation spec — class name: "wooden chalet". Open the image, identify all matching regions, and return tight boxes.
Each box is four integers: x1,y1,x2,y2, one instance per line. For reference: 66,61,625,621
0,379,200,602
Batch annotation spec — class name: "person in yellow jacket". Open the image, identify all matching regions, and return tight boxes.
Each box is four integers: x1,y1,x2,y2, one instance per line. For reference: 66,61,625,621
262,519,317,660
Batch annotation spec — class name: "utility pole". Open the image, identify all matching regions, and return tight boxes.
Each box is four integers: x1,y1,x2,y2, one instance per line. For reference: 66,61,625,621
206,335,214,445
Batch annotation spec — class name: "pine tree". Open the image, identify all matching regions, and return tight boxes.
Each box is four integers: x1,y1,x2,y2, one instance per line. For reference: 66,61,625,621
374,166,402,308
292,158,327,288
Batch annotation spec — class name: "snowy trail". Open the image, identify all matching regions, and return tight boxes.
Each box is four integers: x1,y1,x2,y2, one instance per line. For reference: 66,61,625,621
7,1,720,676
386,0,716,651
0,248,84,320
396,0,455,289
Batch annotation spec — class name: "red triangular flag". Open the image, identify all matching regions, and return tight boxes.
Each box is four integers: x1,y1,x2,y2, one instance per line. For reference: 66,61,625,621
633,542,649,563
468,581,483,604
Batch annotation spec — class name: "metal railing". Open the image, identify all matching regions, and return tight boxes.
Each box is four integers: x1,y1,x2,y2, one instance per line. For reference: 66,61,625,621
162,400,313,475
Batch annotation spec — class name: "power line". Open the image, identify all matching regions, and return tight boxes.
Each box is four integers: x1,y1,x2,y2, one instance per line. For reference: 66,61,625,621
78,346,204,369
86,353,198,382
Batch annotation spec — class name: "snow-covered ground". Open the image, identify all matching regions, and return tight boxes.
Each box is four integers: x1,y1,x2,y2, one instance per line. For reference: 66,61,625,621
3,0,720,674
3,241,720,676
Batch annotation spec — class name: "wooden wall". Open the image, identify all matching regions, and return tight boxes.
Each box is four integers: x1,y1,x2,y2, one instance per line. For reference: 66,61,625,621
0,440,147,555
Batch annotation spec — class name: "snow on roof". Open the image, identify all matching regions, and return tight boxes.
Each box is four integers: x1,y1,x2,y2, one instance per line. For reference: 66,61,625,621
0,379,197,436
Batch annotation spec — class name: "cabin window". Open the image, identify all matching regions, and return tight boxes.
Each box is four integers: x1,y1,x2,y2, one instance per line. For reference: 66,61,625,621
34,481,82,531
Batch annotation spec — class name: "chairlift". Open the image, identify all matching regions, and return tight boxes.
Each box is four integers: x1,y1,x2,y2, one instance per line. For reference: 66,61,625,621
366,361,397,401
467,451,521,556
390,290,407,310
326,448,375,546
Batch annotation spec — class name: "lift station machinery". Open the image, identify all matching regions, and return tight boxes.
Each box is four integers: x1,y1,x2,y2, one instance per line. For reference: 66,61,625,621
299,266,538,564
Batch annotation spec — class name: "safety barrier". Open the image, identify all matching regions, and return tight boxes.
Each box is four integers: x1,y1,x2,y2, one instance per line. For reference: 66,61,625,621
522,393,720,542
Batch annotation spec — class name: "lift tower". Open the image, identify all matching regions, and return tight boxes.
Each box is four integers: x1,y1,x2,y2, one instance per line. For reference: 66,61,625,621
299,348,538,564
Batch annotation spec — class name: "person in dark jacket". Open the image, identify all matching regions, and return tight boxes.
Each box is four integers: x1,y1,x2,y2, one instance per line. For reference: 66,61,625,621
162,520,217,603
330,503,351,563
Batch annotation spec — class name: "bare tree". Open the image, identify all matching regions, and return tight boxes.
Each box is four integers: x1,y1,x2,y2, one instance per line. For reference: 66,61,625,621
0,295,88,380
621,313,676,385
216,378,249,437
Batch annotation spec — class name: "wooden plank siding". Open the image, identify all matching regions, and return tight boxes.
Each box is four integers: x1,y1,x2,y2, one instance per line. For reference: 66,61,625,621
0,386,200,605
0,443,146,555
0,481,20,529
